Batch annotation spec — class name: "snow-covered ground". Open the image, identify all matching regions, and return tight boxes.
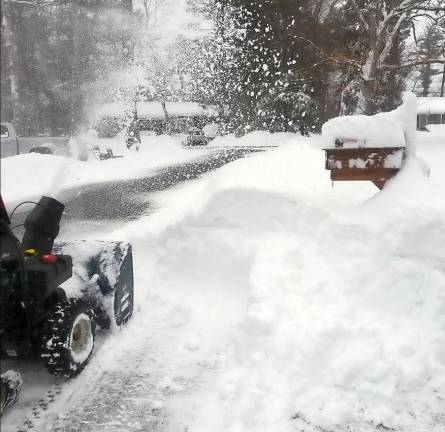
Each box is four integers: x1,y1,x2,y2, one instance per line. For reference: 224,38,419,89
1,129,445,431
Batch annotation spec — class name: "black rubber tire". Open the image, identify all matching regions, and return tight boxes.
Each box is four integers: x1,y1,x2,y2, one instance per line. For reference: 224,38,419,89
95,309,112,330
41,299,95,377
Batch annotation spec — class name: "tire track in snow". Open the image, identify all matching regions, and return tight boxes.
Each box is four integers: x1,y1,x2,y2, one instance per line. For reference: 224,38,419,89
14,306,208,432
15,383,64,432
11,325,165,432
49,344,165,432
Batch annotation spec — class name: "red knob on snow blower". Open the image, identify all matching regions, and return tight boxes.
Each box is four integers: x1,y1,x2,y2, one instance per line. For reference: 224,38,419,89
41,254,58,264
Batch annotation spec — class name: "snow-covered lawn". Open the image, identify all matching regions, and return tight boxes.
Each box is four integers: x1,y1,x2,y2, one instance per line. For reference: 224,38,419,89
1,130,444,431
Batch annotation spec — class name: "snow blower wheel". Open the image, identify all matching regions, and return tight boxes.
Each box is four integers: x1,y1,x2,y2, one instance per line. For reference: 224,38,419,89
41,299,95,377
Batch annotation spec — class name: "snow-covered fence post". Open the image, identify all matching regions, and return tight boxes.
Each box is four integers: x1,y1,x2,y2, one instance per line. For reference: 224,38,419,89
400,92,418,158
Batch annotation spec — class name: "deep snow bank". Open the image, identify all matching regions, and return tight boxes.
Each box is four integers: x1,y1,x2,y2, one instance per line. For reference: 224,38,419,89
118,131,445,432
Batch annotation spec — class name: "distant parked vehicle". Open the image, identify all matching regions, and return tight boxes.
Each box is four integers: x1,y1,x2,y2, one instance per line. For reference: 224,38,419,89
89,101,222,152
186,126,209,146
0,123,70,158
136,101,221,146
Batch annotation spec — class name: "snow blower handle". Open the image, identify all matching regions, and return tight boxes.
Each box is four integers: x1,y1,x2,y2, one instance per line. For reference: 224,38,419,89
0,194,10,225
21,196,65,255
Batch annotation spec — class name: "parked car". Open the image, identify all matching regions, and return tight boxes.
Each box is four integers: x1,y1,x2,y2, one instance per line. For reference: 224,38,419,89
135,101,221,146
0,123,70,158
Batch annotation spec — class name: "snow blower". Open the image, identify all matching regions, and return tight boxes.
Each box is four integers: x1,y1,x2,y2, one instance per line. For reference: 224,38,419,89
0,195,134,413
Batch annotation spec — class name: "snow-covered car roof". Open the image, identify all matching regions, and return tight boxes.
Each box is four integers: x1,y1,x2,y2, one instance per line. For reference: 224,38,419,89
89,103,128,126
417,97,445,115
95,103,127,119
136,102,218,119
136,102,165,119
164,102,218,118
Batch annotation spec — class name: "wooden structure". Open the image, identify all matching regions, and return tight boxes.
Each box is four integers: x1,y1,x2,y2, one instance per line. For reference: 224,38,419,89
324,146,406,190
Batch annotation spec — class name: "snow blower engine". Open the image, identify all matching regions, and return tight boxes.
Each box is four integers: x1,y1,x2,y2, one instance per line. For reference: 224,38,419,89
0,195,134,414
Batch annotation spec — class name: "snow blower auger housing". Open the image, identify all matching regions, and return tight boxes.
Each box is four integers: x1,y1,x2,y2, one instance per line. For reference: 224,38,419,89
0,195,134,384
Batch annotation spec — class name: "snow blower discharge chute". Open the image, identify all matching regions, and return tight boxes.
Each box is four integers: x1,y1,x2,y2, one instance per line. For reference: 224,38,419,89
0,195,134,414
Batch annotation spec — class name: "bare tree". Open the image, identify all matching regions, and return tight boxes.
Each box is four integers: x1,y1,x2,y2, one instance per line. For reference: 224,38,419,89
1,1,21,123
356,1,444,112
302,0,445,113
141,0,167,26
311,0,342,23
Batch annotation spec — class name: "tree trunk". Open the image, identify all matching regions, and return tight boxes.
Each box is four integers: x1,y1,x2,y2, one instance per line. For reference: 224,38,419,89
1,3,22,125
360,79,378,115
441,62,445,97
71,2,83,135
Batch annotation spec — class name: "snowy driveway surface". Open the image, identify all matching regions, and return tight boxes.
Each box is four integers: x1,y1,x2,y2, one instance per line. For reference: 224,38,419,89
59,148,260,221
2,132,445,432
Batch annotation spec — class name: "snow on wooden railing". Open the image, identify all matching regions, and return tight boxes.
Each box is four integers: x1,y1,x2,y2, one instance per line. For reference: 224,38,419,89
322,92,418,156
322,93,418,189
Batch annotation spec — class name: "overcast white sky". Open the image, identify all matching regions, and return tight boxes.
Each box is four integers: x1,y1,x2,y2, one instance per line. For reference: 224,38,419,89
134,0,211,48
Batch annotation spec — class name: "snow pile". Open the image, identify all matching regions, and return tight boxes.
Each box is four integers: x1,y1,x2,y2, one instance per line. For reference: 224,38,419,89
322,92,418,150
117,132,445,432
383,148,405,168
417,126,445,146
425,124,445,136
1,135,210,211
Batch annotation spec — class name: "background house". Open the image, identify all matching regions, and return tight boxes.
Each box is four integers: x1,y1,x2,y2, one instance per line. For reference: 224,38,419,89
417,97,445,130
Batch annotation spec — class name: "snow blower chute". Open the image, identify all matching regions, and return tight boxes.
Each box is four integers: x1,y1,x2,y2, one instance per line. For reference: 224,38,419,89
0,195,134,413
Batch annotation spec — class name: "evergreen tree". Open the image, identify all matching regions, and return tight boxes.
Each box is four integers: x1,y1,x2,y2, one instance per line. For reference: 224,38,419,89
417,23,444,96
194,0,323,133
